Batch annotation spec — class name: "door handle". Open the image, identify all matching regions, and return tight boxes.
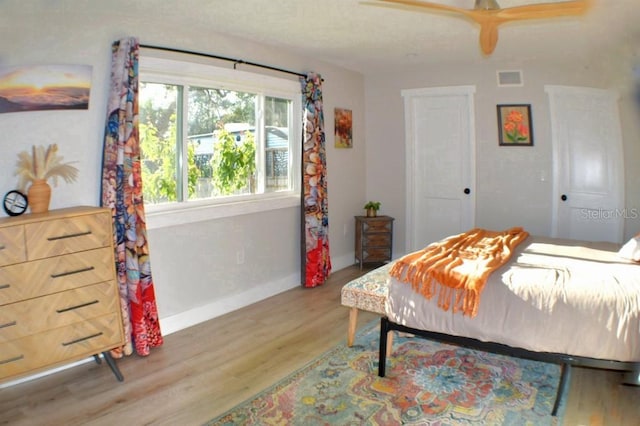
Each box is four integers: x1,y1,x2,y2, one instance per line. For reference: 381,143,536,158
561,194,567,201
463,188,471,195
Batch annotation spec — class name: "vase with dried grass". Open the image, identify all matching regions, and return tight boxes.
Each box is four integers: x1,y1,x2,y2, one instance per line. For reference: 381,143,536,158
14,144,79,214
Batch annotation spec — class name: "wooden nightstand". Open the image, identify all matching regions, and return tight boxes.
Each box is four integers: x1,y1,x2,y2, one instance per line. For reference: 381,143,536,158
355,215,394,269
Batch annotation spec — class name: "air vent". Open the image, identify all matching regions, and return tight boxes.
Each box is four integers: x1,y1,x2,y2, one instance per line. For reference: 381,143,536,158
497,70,523,87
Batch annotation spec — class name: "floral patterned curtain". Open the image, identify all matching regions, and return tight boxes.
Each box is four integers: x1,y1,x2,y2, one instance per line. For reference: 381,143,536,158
101,37,163,357
300,73,331,287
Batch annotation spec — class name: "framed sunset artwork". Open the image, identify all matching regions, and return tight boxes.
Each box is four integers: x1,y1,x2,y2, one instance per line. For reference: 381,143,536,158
0,64,92,114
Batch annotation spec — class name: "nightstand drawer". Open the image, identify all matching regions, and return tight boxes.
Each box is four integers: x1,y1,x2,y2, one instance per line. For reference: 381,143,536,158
363,233,391,247
0,281,119,342
361,248,392,262
0,225,26,267
362,219,392,233
0,313,123,380
25,212,112,260
0,247,115,305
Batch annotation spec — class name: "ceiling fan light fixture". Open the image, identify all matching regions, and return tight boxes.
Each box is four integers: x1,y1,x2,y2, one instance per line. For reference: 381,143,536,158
474,0,500,10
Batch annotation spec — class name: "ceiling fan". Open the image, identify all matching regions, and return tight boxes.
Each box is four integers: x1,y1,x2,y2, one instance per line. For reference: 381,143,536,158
370,0,592,55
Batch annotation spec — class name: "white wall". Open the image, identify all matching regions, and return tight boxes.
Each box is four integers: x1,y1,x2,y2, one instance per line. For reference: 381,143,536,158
0,1,366,333
365,54,640,256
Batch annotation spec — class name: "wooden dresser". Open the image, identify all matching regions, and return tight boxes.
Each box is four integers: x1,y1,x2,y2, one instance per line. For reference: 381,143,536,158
0,206,124,383
355,215,394,269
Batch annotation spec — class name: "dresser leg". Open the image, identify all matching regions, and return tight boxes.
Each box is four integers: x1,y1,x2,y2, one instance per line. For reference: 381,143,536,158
93,354,102,365
101,351,124,382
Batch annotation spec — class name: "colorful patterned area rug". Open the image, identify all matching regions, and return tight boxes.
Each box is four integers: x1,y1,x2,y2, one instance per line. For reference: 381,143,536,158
208,321,566,425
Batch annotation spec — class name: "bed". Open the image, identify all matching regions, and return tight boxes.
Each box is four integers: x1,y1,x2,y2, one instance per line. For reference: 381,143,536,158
378,231,640,415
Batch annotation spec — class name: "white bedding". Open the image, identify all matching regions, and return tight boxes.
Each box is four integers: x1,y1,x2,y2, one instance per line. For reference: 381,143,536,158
386,236,640,362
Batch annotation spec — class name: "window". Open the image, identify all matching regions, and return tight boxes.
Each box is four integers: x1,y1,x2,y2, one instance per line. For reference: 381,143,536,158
138,57,300,222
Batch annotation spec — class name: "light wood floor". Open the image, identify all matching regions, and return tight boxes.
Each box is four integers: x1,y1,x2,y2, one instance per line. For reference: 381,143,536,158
1,265,639,425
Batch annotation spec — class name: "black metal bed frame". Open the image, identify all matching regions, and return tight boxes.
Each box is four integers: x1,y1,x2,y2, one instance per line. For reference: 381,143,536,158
378,316,640,417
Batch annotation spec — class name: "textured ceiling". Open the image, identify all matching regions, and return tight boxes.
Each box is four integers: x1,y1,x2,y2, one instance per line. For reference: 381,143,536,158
49,0,633,74
170,0,640,73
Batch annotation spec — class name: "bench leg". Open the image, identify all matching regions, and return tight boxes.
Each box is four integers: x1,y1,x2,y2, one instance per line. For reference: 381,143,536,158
348,306,392,354
348,307,358,346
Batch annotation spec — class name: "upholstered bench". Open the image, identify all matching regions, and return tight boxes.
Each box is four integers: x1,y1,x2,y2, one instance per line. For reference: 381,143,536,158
341,262,393,347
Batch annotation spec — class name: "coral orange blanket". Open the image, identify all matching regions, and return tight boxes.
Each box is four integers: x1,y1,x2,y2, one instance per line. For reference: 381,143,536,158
389,227,529,317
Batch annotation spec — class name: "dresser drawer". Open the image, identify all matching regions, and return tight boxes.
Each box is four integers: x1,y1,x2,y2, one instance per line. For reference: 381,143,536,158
363,233,391,247
0,313,123,380
0,247,115,305
0,225,26,267
24,212,112,260
0,281,119,342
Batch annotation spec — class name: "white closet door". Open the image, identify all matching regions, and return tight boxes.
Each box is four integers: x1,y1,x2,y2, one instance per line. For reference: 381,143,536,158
402,86,476,252
546,85,624,243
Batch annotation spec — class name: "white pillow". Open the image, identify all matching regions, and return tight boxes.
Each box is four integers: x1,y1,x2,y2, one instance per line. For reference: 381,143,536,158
618,236,640,262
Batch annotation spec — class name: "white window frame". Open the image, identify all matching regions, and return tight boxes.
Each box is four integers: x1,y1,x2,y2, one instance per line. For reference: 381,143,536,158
139,56,301,229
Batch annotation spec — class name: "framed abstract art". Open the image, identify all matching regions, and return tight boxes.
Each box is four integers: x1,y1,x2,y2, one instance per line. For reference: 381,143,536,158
334,107,353,148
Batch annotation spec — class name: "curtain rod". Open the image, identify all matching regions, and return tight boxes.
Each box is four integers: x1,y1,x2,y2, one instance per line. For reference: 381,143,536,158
140,44,310,79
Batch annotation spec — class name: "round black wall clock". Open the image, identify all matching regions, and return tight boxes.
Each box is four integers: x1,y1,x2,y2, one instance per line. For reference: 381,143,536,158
3,190,28,217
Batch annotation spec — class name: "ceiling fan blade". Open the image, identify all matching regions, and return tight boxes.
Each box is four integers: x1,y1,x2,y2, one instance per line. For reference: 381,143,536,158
496,0,591,22
479,21,500,54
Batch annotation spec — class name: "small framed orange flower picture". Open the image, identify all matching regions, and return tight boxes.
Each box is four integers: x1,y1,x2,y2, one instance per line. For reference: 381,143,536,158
497,104,533,146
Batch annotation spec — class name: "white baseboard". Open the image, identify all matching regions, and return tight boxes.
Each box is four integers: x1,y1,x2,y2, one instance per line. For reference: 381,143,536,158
159,272,300,335
160,256,359,336
0,358,92,389
329,252,357,272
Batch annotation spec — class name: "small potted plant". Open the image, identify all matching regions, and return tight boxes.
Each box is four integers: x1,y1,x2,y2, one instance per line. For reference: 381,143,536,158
364,201,381,217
